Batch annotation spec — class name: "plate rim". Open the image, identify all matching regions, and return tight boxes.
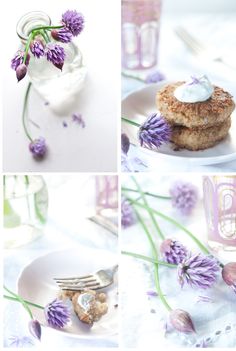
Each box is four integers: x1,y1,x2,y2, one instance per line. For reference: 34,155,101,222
17,247,118,340
122,82,236,166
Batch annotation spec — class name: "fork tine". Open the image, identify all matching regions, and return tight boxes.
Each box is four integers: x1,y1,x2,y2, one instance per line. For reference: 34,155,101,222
55,278,97,284
53,274,93,281
60,282,101,291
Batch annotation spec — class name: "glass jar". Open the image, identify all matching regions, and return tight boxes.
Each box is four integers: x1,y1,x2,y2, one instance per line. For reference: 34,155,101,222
95,176,118,221
122,0,162,71
203,176,236,252
16,11,87,115
3,175,48,249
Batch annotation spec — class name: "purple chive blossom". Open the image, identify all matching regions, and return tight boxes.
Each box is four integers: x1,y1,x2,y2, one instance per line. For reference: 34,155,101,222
160,239,188,265
28,319,41,340
121,133,130,155
29,137,47,158
170,181,198,216
11,50,30,70
138,113,171,149
145,70,165,84
62,10,84,36
46,43,65,70
178,253,220,289
44,299,70,328
187,76,201,86
169,309,195,333
30,40,45,58
121,197,136,228
72,113,85,128
51,28,73,43
222,262,236,294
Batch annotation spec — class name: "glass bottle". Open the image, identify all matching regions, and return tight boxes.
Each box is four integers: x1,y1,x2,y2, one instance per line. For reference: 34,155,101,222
3,175,48,249
203,176,236,252
122,0,162,71
16,11,87,115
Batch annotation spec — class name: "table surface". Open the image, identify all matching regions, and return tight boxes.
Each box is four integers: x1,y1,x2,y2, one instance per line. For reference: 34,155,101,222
2,0,119,172
3,176,118,348
122,12,236,172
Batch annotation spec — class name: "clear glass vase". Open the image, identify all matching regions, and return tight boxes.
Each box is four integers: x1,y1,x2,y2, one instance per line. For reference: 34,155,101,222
203,176,236,252
17,11,87,114
3,175,48,249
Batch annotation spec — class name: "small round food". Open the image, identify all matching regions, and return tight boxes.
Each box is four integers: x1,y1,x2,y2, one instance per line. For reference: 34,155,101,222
157,82,235,129
171,117,231,151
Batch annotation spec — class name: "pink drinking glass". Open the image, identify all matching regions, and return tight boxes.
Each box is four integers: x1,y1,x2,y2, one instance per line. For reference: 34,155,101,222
203,176,236,251
122,0,162,71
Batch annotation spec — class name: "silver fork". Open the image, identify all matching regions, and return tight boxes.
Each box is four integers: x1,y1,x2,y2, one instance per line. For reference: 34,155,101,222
54,265,118,291
174,26,236,70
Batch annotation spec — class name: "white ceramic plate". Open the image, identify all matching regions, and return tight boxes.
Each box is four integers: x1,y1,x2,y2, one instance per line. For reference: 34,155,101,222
17,247,118,339
122,82,236,166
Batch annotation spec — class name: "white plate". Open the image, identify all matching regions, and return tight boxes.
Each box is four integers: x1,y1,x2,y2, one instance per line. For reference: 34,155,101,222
17,247,118,339
122,82,236,166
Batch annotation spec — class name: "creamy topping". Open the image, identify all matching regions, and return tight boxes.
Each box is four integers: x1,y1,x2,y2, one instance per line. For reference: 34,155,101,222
174,75,214,103
77,293,94,312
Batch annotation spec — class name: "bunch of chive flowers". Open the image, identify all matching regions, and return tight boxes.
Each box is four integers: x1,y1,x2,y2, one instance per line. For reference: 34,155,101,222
4,286,70,342
11,10,84,82
121,178,236,337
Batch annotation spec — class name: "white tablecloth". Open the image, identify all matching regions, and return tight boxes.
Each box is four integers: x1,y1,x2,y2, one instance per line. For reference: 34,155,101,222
122,12,236,172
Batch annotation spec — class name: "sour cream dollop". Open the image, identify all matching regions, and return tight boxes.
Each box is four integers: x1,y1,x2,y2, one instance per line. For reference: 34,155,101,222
174,75,214,103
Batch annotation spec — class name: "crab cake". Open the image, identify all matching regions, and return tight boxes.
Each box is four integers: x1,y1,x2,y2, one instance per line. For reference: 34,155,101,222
156,82,235,129
171,117,231,151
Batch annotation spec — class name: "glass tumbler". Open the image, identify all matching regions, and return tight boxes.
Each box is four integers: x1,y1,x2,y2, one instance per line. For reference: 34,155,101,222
203,176,236,252
122,0,162,71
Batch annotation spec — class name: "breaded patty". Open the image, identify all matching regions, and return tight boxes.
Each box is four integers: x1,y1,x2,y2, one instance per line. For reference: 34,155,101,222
171,117,231,151
157,82,235,129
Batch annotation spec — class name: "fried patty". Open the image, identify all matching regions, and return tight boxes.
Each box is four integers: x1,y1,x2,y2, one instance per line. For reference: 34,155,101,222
171,117,231,151
156,82,235,129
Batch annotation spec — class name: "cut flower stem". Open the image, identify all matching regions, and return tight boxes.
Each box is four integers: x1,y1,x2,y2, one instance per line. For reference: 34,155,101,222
122,117,140,128
22,83,33,141
131,176,165,240
4,294,44,310
133,207,172,312
122,250,176,268
122,187,171,200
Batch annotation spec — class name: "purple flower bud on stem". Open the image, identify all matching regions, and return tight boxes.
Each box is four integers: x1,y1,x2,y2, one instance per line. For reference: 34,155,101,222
51,28,72,43
121,133,130,155
30,40,45,58
11,51,30,70
16,64,27,82
29,137,47,158
169,309,195,333
222,262,236,294
28,319,41,341
46,43,65,70
160,239,188,265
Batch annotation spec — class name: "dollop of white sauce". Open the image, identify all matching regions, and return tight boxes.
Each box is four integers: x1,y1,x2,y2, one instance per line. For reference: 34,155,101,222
174,75,214,103
77,293,94,312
